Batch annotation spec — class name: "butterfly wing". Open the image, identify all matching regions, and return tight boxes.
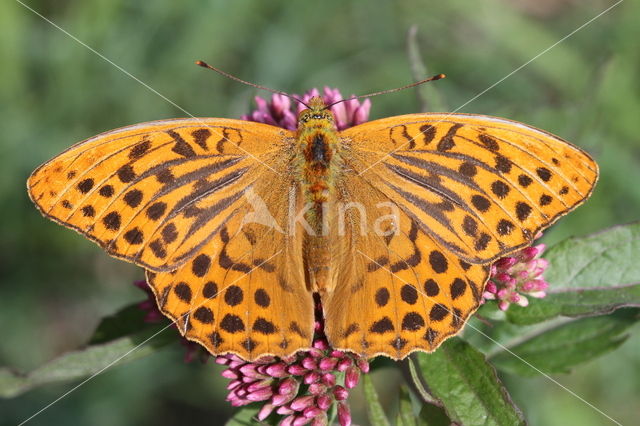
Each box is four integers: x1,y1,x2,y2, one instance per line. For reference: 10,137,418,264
146,185,314,361
29,118,315,360
322,113,598,358
28,118,292,272
322,176,489,359
342,113,598,264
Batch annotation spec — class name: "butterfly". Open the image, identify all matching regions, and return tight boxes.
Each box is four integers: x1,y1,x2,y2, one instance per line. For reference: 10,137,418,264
28,89,598,361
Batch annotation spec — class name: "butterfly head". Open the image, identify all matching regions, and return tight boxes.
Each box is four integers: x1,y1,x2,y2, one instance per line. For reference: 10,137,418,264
297,97,336,130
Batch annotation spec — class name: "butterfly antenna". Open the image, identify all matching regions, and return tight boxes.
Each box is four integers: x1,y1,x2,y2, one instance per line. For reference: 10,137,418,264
325,73,445,109
195,60,310,108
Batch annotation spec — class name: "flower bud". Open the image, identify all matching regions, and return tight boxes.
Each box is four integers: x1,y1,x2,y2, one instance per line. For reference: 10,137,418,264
280,415,296,426
344,366,360,389
316,394,333,410
290,395,315,411
221,369,239,379
336,358,353,372
333,385,349,401
308,383,327,395
311,413,329,426
256,404,274,421
338,402,352,426
356,358,370,373
319,357,338,371
276,405,295,415
303,407,324,419
272,392,296,407
303,371,321,385
313,339,329,350
301,357,318,370
246,387,273,402
293,415,313,426
287,364,308,375
265,363,288,378
278,378,298,395
246,379,272,393
320,372,336,387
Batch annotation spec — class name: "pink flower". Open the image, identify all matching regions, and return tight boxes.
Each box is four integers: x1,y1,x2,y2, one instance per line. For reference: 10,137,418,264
483,236,550,311
241,87,371,131
216,296,367,426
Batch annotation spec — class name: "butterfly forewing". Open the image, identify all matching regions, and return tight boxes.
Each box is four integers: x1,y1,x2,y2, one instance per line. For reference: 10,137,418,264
28,118,291,271
343,113,598,264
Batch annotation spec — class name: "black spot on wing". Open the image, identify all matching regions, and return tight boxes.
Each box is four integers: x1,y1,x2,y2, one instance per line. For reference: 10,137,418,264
129,140,152,159
436,123,462,151
192,128,212,150
168,130,196,157
77,178,94,194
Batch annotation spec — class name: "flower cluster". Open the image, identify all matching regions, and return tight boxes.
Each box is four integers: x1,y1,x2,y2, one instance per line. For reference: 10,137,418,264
135,278,367,425
241,87,371,131
217,300,369,426
484,240,549,311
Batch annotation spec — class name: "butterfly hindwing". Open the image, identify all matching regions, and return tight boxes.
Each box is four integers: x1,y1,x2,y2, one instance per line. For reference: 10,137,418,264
146,207,314,361
322,179,488,359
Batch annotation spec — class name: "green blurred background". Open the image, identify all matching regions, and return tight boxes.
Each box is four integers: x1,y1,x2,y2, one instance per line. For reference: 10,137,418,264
1,0,638,424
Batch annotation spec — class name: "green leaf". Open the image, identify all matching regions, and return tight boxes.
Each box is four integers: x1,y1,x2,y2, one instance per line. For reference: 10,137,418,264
362,373,391,426
490,309,639,376
89,303,155,344
402,358,451,426
0,324,173,398
416,337,525,426
508,222,640,324
369,356,397,371
417,403,451,426
225,405,261,425
396,386,417,426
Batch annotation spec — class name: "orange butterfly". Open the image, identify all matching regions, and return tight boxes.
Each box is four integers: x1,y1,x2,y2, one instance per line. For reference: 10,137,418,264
28,78,598,361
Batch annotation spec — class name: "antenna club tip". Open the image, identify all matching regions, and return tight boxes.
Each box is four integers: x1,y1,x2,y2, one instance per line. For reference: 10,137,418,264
435,73,446,80
195,60,208,67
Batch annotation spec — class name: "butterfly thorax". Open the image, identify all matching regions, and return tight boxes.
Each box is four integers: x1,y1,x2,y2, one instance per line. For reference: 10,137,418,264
296,97,340,208
296,97,342,294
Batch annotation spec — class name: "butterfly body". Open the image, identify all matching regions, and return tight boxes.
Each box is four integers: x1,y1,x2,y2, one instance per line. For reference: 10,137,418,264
28,99,598,360
296,97,343,295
